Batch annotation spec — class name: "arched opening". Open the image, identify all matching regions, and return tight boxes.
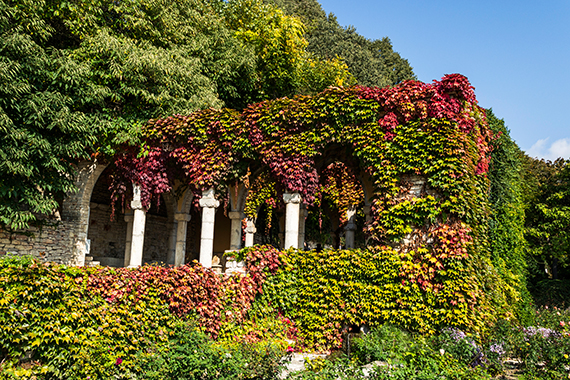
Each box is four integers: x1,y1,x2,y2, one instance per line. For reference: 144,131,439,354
305,159,368,250
184,205,201,264
305,197,336,249
254,203,281,248
87,166,171,266
87,166,128,266
213,207,232,268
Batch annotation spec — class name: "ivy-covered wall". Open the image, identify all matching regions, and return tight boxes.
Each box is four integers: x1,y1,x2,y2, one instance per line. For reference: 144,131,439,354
2,74,524,350
103,74,522,338
114,74,492,248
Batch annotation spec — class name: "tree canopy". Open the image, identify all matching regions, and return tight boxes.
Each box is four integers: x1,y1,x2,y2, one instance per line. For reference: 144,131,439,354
267,0,417,87
0,0,354,230
523,156,570,282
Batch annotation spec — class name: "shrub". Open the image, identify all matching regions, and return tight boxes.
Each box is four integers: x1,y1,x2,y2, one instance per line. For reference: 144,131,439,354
435,328,479,366
0,250,288,379
351,325,413,364
260,247,493,350
138,321,287,380
286,357,366,380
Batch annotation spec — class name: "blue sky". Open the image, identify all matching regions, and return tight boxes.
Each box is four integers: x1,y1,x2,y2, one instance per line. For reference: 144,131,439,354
317,0,570,161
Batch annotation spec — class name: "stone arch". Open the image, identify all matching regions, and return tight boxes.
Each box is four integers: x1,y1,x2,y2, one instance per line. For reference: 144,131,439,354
87,165,129,267
61,159,109,266
86,165,173,267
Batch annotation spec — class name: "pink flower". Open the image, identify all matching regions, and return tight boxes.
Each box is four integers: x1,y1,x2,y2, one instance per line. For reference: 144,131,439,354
561,321,566,327
115,357,123,366
286,346,294,353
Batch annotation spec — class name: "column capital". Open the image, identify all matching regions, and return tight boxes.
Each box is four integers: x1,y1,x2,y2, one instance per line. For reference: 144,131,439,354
130,199,144,210
175,213,191,222
229,211,245,220
131,183,144,210
199,188,220,208
283,192,302,204
245,219,257,234
345,222,357,232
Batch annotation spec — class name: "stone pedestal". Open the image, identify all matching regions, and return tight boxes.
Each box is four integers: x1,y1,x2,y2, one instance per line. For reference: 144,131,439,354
174,213,191,267
199,188,219,268
229,211,244,250
129,184,146,267
225,250,246,275
244,218,256,247
283,192,302,249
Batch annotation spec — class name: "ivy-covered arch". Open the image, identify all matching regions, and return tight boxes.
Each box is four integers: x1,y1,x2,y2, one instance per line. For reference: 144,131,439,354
107,74,523,334
115,74,490,248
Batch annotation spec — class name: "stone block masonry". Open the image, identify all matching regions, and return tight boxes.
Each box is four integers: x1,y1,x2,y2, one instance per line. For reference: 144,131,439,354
0,222,77,265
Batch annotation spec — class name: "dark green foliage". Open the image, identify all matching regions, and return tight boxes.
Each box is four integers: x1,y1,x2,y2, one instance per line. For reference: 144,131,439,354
523,156,570,290
486,109,534,322
521,151,570,307
267,0,416,87
0,0,247,230
139,323,285,380
351,325,413,364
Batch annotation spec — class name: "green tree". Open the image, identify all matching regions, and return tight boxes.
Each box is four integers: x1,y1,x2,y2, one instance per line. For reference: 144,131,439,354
0,0,247,230
267,0,416,87
523,156,570,281
220,0,355,108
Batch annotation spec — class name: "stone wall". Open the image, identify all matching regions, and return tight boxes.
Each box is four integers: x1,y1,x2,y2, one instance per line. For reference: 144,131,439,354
185,207,202,263
142,215,171,264
0,222,76,264
87,203,171,266
87,203,128,261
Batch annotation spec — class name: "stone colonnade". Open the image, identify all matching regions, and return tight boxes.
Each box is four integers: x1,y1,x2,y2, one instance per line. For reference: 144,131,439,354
123,186,251,269
118,189,373,268
16,160,374,268
68,160,373,268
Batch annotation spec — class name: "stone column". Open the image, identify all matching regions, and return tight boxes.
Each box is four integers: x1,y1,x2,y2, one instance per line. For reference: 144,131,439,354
298,205,308,249
344,206,357,249
199,188,219,268
229,211,244,251
174,213,191,267
166,221,177,266
129,184,146,267
283,192,302,249
244,218,256,247
123,211,134,267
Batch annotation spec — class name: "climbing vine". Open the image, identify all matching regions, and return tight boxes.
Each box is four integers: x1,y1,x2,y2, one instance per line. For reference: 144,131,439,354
107,74,519,334
114,74,491,244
